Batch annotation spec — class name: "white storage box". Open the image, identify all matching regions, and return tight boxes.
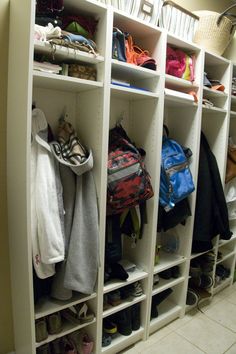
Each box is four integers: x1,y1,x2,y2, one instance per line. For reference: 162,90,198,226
96,0,164,26
159,0,199,42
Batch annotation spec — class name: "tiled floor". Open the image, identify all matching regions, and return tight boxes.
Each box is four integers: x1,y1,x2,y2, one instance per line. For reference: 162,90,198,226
122,283,236,354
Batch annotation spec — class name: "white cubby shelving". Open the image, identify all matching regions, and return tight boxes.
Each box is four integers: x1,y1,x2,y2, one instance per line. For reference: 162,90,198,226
7,1,236,353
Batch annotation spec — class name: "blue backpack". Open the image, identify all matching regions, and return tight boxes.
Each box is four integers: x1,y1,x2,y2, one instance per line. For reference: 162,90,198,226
159,128,195,212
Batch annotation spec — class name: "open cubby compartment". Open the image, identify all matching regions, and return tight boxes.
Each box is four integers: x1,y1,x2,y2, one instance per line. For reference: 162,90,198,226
64,0,107,58
102,286,147,319
217,237,236,263
153,261,186,296
112,11,164,93
149,282,184,334
203,51,231,110
109,93,162,273
161,105,201,257
204,51,231,94
101,312,145,354
201,111,229,182
165,33,202,97
34,1,108,83
35,315,97,350
213,255,235,295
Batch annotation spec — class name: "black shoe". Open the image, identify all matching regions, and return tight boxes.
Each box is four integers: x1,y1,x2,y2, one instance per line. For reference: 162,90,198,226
113,309,132,336
131,303,141,330
172,266,180,278
152,288,173,306
159,269,172,279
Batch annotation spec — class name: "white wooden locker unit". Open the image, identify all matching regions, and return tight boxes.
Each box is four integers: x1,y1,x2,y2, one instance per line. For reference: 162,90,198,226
7,0,236,353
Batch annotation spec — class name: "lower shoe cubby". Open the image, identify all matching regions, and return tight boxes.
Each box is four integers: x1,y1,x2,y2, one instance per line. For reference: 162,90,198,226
35,300,96,351
153,262,186,294
102,302,144,353
36,321,96,354
149,282,184,334
213,256,234,295
103,279,146,318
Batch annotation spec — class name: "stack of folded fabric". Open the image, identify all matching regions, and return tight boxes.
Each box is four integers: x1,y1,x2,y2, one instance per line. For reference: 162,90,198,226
34,61,62,74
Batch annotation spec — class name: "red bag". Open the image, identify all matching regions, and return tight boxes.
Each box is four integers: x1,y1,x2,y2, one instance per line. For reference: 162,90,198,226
107,125,154,215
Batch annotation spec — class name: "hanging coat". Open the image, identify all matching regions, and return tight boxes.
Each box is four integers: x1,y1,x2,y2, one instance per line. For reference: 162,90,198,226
50,121,99,295
192,132,232,253
31,108,65,279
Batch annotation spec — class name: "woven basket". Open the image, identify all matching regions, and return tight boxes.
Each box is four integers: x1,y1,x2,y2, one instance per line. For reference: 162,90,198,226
194,7,236,56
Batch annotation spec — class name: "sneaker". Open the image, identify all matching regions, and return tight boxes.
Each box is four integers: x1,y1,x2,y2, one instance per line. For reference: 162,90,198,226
131,281,143,297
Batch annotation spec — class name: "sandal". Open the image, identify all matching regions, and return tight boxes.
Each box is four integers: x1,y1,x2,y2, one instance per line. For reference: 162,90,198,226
74,303,94,323
61,307,81,325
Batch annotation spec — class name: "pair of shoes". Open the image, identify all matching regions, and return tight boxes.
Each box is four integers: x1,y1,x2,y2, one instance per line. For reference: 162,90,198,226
215,264,230,280
120,281,143,299
159,266,180,280
61,303,94,325
36,339,72,354
151,288,173,319
189,274,214,290
104,263,129,282
103,318,117,335
107,290,122,306
67,331,94,354
35,312,62,343
112,304,141,335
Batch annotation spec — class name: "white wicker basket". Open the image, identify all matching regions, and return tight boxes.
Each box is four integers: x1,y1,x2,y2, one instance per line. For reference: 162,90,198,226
194,5,236,56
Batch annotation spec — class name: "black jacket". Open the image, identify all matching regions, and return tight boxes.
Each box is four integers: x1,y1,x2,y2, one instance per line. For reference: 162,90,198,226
192,133,232,252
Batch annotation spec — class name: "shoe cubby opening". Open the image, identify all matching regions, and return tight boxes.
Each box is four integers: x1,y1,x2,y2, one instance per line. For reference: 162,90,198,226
201,112,228,182
213,257,234,294
102,304,144,353
152,262,186,296
149,282,184,333
35,310,96,349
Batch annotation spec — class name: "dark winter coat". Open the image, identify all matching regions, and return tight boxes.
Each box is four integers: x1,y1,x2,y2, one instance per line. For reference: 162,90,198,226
192,132,232,252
